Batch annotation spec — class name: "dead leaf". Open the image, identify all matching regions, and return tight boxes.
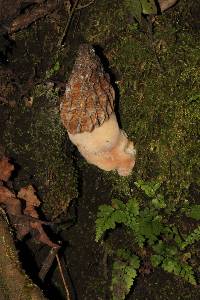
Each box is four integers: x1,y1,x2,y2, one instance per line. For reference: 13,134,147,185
0,167,59,262
0,186,22,216
18,185,40,207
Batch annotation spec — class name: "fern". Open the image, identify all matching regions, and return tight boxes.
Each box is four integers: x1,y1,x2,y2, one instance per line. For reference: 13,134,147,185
181,225,200,250
95,198,164,247
95,180,199,294
95,205,116,242
152,240,178,258
151,194,166,209
151,241,197,285
95,199,139,242
162,225,183,248
134,180,161,198
111,249,140,300
162,258,196,285
184,204,200,220
133,208,163,247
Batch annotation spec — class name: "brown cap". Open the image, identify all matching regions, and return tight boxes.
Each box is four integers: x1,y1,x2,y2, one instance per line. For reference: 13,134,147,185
60,44,115,134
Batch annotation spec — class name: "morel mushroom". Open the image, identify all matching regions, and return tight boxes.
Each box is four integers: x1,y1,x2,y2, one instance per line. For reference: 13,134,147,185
60,44,136,176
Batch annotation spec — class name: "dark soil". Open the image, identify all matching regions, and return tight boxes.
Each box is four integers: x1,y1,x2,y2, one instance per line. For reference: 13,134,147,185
61,165,111,300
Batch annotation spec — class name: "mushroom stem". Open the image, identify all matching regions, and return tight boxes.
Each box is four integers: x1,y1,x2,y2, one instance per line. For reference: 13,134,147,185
68,113,136,176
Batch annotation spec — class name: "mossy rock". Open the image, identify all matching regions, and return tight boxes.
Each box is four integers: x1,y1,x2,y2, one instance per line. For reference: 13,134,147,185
77,0,200,205
3,83,77,218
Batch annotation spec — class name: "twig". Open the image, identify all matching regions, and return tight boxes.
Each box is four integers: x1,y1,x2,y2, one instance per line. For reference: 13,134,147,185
56,254,71,300
145,16,165,73
76,0,95,10
38,246,60,281
57,0,95,47
57,0,80,47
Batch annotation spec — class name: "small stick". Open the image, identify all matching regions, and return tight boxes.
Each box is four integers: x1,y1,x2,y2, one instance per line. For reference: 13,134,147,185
146,16,165,73
57,0,80,47
56,254,71,300
57,0,95,47
76,0,95,10
38,246,60,281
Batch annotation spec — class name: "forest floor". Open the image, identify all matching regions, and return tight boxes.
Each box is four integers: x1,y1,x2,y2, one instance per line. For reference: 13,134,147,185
0,0,200,299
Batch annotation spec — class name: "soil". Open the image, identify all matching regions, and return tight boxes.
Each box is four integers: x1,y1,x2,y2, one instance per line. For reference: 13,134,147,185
0,0,200,299
61,165,111,300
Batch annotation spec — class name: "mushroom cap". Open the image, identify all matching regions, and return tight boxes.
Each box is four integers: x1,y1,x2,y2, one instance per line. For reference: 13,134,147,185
60,44,115,134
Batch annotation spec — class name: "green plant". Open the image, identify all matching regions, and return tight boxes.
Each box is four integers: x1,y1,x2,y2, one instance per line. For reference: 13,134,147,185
181,225,200,250
183,204,200,221
111,249,140,300
95,180,199,299
95,185,165,248
124,0,157,24
45,61,60,79
151,240,196,285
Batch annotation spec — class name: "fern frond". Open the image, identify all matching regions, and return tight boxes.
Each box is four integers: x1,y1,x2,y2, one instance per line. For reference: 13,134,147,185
135,209,163,246
126,198,140,216
95,185,199,289
134,180,161,198
95,205,115,242
185,204,200,220
111,249,140,300
162,258,196,285
181,225,200,249
95,199,140,242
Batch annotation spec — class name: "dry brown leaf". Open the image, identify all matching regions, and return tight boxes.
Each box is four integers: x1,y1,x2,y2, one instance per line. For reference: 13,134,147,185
18,185,40,219
18,185,40,206
0,157,14,181
0,186,21,215
0,173,59,254
0,185,16,202
17,185,59,248
0,186,23,236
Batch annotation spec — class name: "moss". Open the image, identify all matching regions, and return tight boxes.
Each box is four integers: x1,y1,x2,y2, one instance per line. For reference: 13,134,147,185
3,83,77,218
1,7,80,220
0,215,46,300
80,1,125,46
10,17,62,80
76,0,200,207
4,1,199,210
